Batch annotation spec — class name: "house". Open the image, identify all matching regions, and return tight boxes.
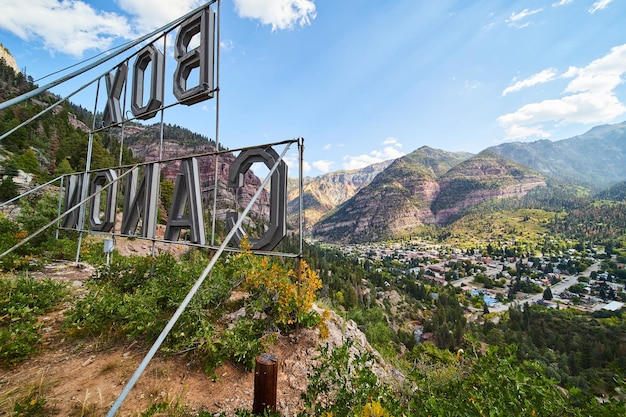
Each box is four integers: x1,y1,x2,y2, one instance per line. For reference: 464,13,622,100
602,301,624,312
537,299,557,309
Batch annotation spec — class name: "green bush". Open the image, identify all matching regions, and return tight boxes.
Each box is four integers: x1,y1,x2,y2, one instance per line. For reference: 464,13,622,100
64,250,322,374
298,340,399,416
0,276,68,367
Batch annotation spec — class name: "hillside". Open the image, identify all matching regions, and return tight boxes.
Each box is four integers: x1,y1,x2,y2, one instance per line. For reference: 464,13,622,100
596,180,626,201
286,160,392,230
0,255,397,416
489,121,626,190
312,147,545,243
0,43,19,75
432,150,546,223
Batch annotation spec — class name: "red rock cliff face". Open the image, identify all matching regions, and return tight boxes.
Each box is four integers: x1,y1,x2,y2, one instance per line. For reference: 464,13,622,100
286,161,392,230
311,176,441,242
433,180,546,224
312,149,548,243
127,140,270,221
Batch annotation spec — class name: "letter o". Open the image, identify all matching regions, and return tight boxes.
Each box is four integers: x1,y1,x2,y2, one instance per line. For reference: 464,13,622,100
89,169,118,232
131,44,164,120
227,147,287,251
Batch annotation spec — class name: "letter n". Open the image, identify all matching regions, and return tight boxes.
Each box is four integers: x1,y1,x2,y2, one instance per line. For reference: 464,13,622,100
121,163,159,238
164,158,205,245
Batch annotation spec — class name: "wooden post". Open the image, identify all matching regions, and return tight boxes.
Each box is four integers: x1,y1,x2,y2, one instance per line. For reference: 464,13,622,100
252,353,278,414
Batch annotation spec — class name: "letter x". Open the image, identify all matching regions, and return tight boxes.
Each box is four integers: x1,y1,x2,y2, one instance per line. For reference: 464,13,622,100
103,63,128,127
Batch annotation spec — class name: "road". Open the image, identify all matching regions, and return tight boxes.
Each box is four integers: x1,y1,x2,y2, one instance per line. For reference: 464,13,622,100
479,261,603,313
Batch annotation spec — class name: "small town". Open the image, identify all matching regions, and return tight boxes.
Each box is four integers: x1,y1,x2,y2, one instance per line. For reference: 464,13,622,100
338,240,626,316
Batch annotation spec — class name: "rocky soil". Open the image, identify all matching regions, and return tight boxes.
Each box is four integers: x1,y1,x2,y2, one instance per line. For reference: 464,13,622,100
0,253,394,416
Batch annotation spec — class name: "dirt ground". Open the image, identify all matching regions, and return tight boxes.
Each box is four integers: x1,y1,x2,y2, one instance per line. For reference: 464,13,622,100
1,228,397,416
1,317,319,416
0,250,326,416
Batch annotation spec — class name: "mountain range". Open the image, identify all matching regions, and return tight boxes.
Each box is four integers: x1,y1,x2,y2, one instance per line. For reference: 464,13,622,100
304,121,626,243
490,121,626,189
311,147,545,242
3,50,626,245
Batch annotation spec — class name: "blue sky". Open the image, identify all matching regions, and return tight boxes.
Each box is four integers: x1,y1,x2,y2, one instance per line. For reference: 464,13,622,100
1,0,626,176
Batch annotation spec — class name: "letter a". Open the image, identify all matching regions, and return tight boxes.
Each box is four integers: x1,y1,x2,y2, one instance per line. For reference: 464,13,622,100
165,158,206,245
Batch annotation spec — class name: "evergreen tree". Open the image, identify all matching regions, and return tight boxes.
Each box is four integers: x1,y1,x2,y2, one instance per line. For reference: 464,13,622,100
0,177,18,201
53,159,74,176
543,286,553,300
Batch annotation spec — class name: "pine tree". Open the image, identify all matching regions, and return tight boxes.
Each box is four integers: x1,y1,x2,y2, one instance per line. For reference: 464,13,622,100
543,286,553,300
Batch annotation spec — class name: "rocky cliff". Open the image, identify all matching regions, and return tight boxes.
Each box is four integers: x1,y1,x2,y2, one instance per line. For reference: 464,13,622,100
0,44,19,74
287,160,392,230
312,147,545,243
123,124,271,222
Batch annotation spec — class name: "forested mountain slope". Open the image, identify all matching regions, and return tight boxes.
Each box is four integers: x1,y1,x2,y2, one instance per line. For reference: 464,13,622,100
490,121,626,190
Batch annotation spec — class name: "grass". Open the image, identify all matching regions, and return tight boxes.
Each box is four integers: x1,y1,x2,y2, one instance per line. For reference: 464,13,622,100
443,208,558,248
0,369,58,416
69,389,102,417
0,275,68,367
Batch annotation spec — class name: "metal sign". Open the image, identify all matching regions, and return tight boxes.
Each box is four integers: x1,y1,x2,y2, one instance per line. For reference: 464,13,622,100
0,3,304,415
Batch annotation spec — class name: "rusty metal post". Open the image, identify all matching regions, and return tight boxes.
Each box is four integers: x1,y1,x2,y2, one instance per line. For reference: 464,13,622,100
253,353,278,414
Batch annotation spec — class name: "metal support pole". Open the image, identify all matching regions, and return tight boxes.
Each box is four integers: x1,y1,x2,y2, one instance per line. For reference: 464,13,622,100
296,138,305,339
211,0,222,246
105,143,292,417
74,79,101,265
152,38,167,258
298,137,304,255
55,176,64,240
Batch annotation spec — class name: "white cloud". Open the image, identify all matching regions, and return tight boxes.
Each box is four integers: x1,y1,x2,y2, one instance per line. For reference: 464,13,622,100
552,0,573,7
312,160,334,173
284,153,311,173
497,125,551,141
342,141,405,171
589,0,614,14
220,39,236,52
562,66,580,78
323,143,344,151
233,0,316,31
116,0,205,33
498,44,626,140
0,0,314,58
382,137,402,147
0,0,210,57
0,0,131,57
506,8,543,28
502,68,558,96
564,44,626,94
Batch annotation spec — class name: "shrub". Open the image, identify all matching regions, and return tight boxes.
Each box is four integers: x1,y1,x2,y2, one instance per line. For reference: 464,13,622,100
64,248,322,374
298,341,399,417
0,276,68,366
